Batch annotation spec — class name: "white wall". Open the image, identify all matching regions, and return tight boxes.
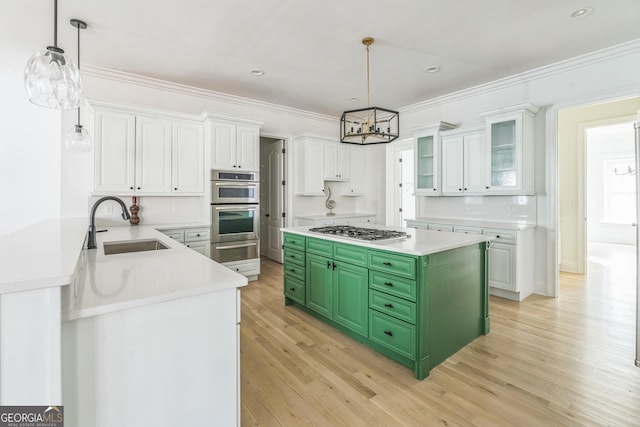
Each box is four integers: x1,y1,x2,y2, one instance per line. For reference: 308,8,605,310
0,1,63,236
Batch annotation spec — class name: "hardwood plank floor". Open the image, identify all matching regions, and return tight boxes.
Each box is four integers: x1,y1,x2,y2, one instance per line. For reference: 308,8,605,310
240,252,640,426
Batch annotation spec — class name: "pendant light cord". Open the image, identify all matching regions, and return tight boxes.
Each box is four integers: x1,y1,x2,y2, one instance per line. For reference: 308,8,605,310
76,20,81,125
366,43,370,108
53,0,58,47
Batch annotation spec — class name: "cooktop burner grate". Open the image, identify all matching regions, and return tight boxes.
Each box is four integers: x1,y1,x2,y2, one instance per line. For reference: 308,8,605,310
308,225,410,241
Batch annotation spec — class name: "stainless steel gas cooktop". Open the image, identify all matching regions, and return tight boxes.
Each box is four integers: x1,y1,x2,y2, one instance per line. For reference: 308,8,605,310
308,225,410,241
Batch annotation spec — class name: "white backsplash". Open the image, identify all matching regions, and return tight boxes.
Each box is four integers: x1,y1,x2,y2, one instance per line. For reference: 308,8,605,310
87,196,208,226
417,195,537,224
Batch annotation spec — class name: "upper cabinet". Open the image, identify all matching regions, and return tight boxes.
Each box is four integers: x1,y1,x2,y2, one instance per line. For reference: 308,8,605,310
94,107,204,195
324,142,350,181
294,135,326,196
413,122,456,196
480,103,539,195
441,126,488,195
344,146,365,196
209,122,260,171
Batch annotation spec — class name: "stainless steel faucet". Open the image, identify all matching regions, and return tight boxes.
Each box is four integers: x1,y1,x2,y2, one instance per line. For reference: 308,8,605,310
87,196,131,249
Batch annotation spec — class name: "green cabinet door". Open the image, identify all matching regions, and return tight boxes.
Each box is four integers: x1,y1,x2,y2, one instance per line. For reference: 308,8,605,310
306,253,333,319
333,262,368,337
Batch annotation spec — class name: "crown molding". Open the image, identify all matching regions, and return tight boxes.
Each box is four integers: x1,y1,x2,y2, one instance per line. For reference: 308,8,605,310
400,39,640,114
81,65,337,124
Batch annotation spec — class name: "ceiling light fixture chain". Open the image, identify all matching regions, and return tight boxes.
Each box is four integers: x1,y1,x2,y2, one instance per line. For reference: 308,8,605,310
340,36,399,145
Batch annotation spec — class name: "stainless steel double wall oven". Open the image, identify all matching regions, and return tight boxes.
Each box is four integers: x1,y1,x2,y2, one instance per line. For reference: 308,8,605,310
210,170,260,263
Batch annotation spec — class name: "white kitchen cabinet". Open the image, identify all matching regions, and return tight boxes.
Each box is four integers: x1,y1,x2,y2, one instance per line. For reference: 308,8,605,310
480,103,539,195
135,116,172,194
414,122,456,196
94,109,136,193
441,126,487,195
172,121,204,193
324,141,350,181
94,107,204,195
210,121,260,171
344,146,365,196
294,135,325,196
223,258,260,281
158,226,210,257
406,220,535,301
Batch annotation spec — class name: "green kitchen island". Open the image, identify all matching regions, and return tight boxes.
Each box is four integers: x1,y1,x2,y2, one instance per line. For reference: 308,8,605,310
282,225,493,380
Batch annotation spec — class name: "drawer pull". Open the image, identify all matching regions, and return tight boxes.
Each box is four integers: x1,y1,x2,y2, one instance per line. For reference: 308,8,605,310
196,233,201,237
289,288,296,291
384,330,393,337
288,269,295,272
383,262,392,266
384,282,393,287
384,303,394,308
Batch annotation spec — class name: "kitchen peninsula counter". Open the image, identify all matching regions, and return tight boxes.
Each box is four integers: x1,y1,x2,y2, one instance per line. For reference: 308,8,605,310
282,225,492,380
0,218,246,426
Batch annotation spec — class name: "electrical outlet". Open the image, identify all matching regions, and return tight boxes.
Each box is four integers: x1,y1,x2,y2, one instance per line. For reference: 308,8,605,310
104,205,113,215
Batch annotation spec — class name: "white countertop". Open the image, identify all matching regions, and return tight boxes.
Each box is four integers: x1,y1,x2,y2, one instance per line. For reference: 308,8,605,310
409,217,536,231
0,218,247,320
283,224,492,256
295,212,377,220
0,218,88,294
63,224,247,320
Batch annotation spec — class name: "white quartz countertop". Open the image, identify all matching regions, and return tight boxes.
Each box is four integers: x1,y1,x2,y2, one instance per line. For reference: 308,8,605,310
0,218,247,320
0,218,88,294
283,225,492,256
409,217,536,231
295,212,377,220
63,224,247,320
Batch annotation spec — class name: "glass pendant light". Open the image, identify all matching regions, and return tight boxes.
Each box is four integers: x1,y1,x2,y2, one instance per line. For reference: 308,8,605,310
64,19,91,152
24,0,83,110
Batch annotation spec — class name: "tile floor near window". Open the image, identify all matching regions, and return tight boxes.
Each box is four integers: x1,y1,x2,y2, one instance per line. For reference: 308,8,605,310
240,250,640,426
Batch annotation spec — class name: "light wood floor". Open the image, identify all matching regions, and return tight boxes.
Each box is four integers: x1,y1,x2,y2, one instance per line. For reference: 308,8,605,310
240,249,640,426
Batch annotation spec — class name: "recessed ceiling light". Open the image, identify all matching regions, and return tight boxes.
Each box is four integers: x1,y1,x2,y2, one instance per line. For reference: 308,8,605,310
250,69,265,76
570,8,593,18
424,66,440,73
348,97,360,102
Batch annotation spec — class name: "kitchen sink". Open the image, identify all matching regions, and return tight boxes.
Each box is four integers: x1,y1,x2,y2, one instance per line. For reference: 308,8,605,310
103,239,170,255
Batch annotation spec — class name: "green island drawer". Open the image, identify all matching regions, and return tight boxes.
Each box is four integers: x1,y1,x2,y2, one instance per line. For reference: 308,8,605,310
369,270,417,302
333,242,367,267
283,233,306,250
284,262,305,282
369,310,416,360
284,275,305,305
368,250,416,279
284,248,305,266
306,237,333,256
369,290,417,324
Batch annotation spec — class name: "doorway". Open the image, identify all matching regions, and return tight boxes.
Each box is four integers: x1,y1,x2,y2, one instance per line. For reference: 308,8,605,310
386,138,415,227
259,136,286,263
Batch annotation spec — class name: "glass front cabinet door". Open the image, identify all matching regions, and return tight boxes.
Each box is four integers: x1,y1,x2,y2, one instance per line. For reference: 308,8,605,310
414,122,456,196
480,103,539,195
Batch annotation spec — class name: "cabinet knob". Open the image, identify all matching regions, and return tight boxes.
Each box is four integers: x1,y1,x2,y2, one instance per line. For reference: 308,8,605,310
433,188,437,191
174,187,178,191
464,188,467,191
130,186,134,190
137,187,141,190
458,188,462,191
238,166,241,168
486,186,490,189
196,233,200,237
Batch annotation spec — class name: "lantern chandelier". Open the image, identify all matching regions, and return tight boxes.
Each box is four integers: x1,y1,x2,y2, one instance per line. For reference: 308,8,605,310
24,0,84,110
340,37,399,145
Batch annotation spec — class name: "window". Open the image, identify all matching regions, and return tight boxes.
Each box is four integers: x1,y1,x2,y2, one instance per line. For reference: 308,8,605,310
602,156,636,224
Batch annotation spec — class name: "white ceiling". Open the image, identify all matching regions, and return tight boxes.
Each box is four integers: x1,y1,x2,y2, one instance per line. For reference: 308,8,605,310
49,0,640,116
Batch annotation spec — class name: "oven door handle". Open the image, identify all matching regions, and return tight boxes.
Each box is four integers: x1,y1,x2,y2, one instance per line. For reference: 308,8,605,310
214,205,258,211
214,182,258,187
215,242,258,250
